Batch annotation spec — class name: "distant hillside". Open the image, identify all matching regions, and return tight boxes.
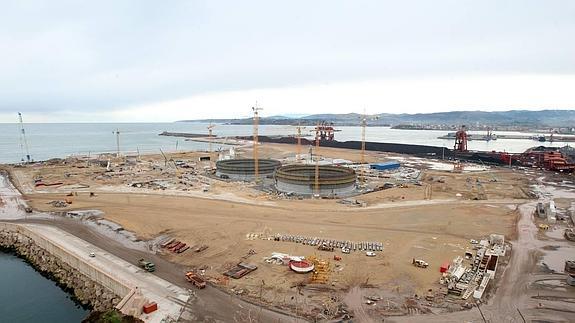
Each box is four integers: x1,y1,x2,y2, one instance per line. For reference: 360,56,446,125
179,109,575,127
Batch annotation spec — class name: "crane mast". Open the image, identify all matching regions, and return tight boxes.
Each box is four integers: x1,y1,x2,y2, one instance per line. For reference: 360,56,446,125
314,122,320,196
252,105,263,182
360,114,367,184
207,123,216,154
18,112,31,163
113,129,121,157
296,123,303,161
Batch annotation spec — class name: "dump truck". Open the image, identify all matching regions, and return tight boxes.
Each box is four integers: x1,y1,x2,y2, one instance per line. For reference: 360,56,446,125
138,258,156,272
185,271,206,289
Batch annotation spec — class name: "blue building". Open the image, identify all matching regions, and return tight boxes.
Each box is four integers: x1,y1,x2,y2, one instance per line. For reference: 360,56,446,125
370,161,400,171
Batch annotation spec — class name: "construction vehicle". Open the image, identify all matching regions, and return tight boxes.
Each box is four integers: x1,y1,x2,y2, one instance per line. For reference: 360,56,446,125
412,258,429,268
185,271,206,289
318,243,334,252
538,224,550,230
138,258,156,272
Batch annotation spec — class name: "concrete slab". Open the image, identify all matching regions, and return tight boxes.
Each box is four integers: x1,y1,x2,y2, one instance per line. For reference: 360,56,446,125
20,223,190,323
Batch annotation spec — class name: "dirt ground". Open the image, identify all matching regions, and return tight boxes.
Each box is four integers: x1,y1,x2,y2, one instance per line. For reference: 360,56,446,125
4,143,533,320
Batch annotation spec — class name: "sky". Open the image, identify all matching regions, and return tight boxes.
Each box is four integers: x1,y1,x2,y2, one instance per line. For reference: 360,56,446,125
1,0,574,122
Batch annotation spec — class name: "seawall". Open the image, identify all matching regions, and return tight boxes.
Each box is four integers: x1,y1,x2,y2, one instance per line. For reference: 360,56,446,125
0,222,128,311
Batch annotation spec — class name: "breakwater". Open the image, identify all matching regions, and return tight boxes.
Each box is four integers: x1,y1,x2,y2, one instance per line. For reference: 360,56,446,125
0,223,127,311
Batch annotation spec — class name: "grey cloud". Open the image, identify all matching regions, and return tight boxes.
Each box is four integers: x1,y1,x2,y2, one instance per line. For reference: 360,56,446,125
1,0,574,115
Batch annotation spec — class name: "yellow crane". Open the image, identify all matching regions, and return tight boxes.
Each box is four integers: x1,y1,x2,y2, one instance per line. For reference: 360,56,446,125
360,115,367,183
314,122,320,196
295,123,305,161
252,105,263,182
113,129,121,158
359,112,378,184
207,123,216,154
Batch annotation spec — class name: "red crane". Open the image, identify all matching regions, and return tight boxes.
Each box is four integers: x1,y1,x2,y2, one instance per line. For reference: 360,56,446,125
454,125,468,152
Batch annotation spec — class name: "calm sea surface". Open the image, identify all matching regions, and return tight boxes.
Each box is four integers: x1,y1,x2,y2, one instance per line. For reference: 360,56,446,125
0,122,571,164
0,251,89,322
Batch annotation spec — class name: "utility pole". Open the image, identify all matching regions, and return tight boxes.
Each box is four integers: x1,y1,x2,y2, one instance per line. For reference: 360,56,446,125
252,105,263,182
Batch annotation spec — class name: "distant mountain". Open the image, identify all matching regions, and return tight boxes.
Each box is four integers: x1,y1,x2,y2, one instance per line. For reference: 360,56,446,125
179,109,575,128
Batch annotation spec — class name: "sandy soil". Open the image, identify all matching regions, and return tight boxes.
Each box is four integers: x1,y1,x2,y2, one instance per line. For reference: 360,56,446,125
3,143,543,320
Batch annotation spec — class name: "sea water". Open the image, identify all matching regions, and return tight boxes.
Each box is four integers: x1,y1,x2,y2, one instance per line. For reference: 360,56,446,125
0,122,568,164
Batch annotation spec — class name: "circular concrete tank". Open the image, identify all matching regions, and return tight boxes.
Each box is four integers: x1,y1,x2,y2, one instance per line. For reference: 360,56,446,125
275,164,356,197
216,159,281,181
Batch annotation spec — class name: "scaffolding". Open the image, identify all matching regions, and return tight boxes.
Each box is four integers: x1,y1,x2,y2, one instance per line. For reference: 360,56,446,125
307,255,330,284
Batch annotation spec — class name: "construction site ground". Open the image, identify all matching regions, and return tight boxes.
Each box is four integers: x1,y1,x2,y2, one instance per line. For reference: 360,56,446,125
3,142,573,321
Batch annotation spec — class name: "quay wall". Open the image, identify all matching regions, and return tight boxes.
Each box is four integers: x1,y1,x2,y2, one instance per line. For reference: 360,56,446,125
0,222,131,311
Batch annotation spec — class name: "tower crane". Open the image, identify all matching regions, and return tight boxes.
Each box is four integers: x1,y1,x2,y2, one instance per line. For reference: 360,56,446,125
294,123,305,161
17,112,31,163
314,122,321,196
359,112,378,184
207,123,216,154
113,129,121,157
252,105,263,182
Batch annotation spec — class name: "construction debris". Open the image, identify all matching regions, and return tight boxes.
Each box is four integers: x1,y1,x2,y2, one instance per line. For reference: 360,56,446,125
223,262,258,279
48,200,68,208
159,238,189,254
272,234,383,253
439,234,506,300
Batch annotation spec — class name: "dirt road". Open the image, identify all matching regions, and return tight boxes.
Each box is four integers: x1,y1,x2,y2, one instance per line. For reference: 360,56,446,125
0,172,301,323
8,216,302,322
392,200,575,323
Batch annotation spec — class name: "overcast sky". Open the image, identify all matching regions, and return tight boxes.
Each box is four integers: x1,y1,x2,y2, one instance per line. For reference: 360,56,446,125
1,0,574,122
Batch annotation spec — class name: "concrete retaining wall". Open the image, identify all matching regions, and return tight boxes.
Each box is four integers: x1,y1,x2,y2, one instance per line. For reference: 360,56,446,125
0,222,130,310
275,180,356,197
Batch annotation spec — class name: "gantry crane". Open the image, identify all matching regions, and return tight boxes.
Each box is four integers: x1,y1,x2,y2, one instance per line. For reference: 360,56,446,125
17,112,31,163
252,105,263,182
454,125,468,152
